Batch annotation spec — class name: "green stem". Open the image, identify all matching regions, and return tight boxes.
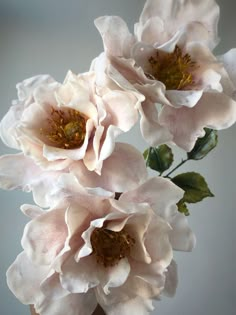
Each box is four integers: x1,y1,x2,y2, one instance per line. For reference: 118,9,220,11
164,158,188,178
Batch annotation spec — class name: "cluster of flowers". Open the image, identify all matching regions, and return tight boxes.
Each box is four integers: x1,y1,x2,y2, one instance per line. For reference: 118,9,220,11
0,1,236,314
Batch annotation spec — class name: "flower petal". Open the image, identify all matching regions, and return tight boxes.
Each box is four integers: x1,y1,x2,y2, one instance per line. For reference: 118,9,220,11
20,204,44,219
166,90,203,108
139,0,219,49
0,104,23,149
168,212,196,251
21,207,67,265
134,16,167,45
0,153,41,191
143,214,173,266
70,143,148,192
16,75,56,101
101,296,154,315
60,255,100,293
6,251,48,305
138,100,173,146
159,92,236,151
102,90,139,132
94,16,135,58
35,291,97,315
40,271,69,300
219,49,236,88
102,258,131,295
120,177,184,218
129,260,166,290
163,260,178,297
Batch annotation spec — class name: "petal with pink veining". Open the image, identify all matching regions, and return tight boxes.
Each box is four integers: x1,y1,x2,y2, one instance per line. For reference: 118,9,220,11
159,92,236,151
21,207,67,265
0,153,42,191
6,251,48,305
138,0,219,49
70,142,148,193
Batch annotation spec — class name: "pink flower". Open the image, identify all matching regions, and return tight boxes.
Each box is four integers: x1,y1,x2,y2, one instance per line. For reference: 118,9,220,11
93,0,236,150
7,174,195,315
0,71,142,173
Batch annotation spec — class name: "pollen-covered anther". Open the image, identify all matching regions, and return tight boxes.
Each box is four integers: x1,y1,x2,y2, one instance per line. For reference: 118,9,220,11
41,107,87,149
91,227,135,267
147,45,197,90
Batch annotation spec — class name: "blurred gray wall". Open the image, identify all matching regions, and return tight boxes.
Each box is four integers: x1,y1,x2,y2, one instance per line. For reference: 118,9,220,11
0,0,235,314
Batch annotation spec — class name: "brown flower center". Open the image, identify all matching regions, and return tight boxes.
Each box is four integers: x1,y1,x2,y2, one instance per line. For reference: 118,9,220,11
91,227,135,267
146,46,197,90
41,107,87,149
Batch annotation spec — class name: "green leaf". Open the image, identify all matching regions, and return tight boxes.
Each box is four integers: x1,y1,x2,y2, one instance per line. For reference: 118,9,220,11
187,128,218,160
177,200,190,216
143,145,173,174
172,172,214,203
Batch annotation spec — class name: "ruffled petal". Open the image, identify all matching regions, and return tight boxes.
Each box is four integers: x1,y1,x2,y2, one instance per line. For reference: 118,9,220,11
101,296,154,315
0,104,23,149
16,74,56,101
120,177,184,218
40,271,69,300
18,135,72,170
143,214,173,266
138,101,173,146
94,16,135,58
21,204,45,219
56,71,96,108
134,16,167,46
129,260,166,290
0,153,66,208
98,125,122,168
159,92,236,151
35,291,97,315
166,90,203,108
138,0,219,49
70,142,148,192
124,211,153,264
163,260,178,297
0,153,41,191
6,251,48,305
60,255,100,293
102,90,139,131
101,258,131,294
168,212,196,251
96,271,162,309
219,49,236,88
21,207,67,265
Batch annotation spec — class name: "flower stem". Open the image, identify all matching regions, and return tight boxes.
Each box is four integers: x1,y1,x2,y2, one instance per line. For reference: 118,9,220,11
164,158,188,178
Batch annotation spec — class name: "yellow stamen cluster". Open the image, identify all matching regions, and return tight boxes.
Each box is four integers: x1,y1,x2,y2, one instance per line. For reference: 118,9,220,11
91,227,135,267
147,46,197,90
41,107,87,149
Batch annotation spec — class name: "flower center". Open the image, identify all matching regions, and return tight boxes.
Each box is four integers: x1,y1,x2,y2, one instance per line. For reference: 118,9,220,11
42,107,87,149
91,227,135,267
146,46,197,90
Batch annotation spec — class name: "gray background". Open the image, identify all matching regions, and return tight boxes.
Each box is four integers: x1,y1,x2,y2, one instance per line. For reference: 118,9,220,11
0,0,235,314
